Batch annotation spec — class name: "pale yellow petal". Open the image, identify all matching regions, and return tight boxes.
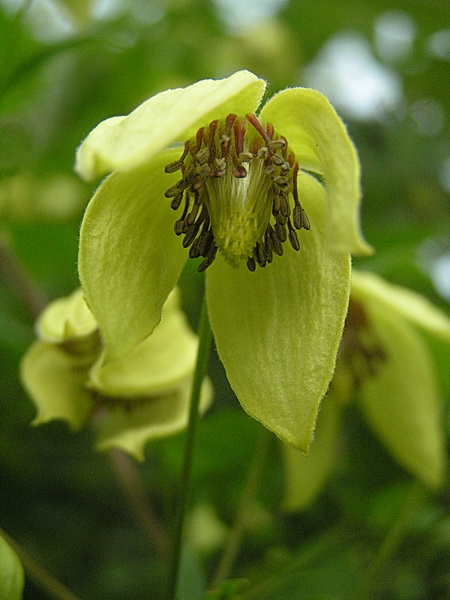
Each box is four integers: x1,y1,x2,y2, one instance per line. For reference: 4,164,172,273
94,379,213,460
282,398,342,511
358,304,447,489
88,289,199,395
36,287,97,342
352,270,450,341
76,71,266,180
21,341,93,430
260,88,372,256
206,172,351,450
78,149,188,362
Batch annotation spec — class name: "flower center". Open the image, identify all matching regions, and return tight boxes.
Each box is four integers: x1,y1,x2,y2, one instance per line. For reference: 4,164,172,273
164,113,310,271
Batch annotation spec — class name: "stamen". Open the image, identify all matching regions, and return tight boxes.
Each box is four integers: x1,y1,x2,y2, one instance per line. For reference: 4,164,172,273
164,113,311,271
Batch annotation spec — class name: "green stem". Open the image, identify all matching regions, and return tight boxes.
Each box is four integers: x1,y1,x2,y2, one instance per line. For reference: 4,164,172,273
211,427,271,587
166,292,212,600
0,528,81,600
352,481,425,600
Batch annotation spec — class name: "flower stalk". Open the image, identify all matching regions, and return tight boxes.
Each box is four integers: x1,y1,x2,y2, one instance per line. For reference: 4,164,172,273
166,292,213,600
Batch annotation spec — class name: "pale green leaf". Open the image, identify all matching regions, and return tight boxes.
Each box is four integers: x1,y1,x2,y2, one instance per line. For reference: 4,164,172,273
206,172,351,450
75,70,266,180
260,88,372,256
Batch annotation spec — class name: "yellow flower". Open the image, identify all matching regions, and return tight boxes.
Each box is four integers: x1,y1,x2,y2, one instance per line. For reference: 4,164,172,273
283,271,450,510
21,288,211,460
75,70,371,450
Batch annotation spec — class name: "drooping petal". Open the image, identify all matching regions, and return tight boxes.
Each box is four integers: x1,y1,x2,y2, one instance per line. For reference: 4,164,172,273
352,271,450,341
21,342,93,430
78,150,188,362
281,398,342,511
259,88,372,256
206,172,351,450
357,304,447,489
88,289,199,395
75,71,266,180
94,379,213,460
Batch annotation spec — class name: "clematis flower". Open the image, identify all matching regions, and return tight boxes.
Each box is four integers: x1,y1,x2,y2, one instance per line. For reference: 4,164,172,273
75,70,371,450
21,287,211,460
283,271,450,510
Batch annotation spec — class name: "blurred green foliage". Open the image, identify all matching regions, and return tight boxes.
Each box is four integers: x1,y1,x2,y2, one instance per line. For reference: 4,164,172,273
0,0,449,599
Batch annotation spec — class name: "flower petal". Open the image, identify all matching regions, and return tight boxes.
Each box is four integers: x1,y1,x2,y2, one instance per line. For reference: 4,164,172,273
206,172,351,450
282,398,342,511
36,288,97,342
75,70,266,180
20,341,93,430
357,303,447,489
78,149,188,362
352,270,450,341
94,378,213,460
88,289,199,395
259,88,372,256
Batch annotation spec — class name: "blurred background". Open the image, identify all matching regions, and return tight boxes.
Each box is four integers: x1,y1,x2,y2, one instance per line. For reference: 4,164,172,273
0,0,449,598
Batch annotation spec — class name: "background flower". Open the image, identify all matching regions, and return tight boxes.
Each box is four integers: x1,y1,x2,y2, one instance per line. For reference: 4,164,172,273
283,271,450,510
21,288,212,460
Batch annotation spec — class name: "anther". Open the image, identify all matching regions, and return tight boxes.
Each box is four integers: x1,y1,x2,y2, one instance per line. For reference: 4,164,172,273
275,222,287,242
268,138,286,150
170,193,183,210
164,142,189,173
164,160,184,173
287,221,300,251
197,246,217,272
279,193,290,218
232,165,247,178
273,175,289,187
247,256,256,271
256,240,267,267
